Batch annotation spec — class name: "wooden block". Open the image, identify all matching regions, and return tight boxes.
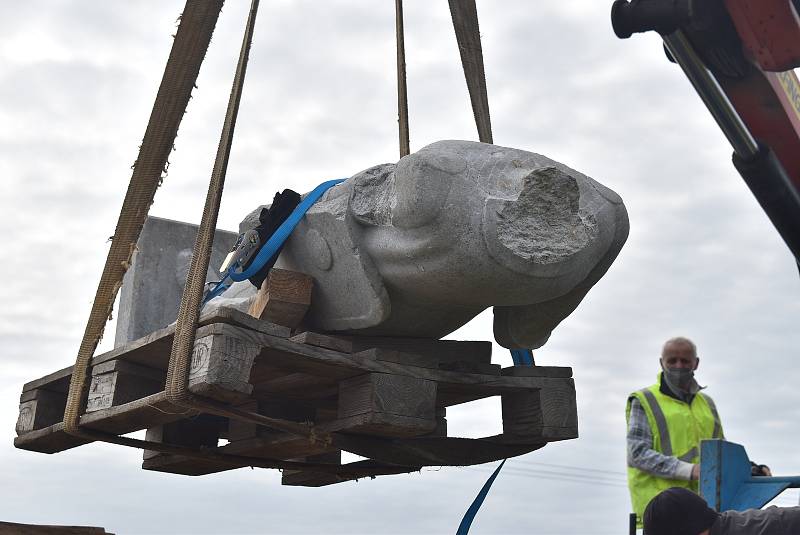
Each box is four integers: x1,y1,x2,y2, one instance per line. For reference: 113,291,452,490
248,268,313,328
86,360,164,413
336,373,437,437
501,368,578,442
141,415,231,476
188,333,260,403
16,389,66,436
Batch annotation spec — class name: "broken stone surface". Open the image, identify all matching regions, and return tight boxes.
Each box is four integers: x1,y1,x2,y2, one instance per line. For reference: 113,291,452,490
224,140,629,348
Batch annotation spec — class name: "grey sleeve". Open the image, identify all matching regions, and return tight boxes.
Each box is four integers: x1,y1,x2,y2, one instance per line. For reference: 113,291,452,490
627,397,694,480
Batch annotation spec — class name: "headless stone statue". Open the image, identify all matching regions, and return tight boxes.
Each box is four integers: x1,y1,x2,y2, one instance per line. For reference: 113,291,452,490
208,140,629,349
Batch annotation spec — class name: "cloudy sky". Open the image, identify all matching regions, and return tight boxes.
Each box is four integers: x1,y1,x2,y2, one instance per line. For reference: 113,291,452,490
2,1,799,534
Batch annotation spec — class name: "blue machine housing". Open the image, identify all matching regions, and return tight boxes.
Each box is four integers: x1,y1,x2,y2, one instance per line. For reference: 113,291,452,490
700,439,800,511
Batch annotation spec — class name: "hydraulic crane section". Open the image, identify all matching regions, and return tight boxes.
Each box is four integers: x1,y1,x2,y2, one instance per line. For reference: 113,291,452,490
612,0,800,264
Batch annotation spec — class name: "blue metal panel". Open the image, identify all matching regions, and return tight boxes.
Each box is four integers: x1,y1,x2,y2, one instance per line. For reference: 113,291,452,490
700,439,800,511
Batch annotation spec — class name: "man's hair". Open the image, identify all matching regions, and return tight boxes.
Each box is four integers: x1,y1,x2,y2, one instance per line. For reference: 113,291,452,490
662,336,697,358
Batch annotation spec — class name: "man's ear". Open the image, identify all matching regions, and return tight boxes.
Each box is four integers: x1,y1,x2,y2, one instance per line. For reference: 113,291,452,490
693,357,700,371
659,358,665,370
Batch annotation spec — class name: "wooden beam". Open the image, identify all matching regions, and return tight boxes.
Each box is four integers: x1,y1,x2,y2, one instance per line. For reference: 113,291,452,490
501,366,578,442
337,373,437,437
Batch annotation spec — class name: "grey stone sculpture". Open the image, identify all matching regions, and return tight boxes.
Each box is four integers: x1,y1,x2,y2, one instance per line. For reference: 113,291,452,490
210,140,628,349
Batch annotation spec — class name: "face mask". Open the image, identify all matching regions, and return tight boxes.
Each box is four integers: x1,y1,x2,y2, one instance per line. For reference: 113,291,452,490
663,367,695,392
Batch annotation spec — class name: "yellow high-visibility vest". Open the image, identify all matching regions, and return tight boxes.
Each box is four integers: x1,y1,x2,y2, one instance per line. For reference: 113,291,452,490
626,374,723,525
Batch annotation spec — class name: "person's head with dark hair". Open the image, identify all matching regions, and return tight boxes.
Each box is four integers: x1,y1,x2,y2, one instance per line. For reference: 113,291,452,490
643,487,719,535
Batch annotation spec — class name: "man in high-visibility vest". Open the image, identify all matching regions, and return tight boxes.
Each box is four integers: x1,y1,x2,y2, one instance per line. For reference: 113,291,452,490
626,337,723,526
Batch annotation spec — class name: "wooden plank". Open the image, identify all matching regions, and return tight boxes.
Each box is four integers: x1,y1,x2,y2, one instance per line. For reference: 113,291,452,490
209,306,291,338
13,423,90,454
332,434,544,467
500,365,573,378
282,459,419,487
222,433,335,461
0,521,110,534
336,335,492,365
439,360,501,375
248,268,313,328
352,348,439,369
80,392,193,435
289,331,354,353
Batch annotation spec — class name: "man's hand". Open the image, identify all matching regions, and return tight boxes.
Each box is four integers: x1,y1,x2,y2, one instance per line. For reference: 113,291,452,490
691,464,700,480
751,462,772,477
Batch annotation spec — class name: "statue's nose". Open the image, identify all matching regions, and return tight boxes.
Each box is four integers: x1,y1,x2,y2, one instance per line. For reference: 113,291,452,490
482,166,601,276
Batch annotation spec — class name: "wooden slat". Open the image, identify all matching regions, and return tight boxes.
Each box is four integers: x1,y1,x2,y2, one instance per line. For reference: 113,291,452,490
282,458,418,487
0,521,110,534
336,335,492,365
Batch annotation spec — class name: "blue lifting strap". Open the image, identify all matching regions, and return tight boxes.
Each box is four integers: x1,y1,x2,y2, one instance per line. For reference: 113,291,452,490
455,348,531,533
456,459,507,535
202,178,345,306
510,348,534,366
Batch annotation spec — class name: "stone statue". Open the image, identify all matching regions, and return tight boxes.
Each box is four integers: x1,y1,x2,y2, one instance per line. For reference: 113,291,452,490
209,140,629,349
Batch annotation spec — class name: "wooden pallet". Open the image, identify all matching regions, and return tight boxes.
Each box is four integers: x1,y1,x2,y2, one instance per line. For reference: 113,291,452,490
14,307,577,487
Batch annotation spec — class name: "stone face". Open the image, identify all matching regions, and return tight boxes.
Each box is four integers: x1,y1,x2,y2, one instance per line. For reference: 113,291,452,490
236,140,629,348
119,141,628,350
